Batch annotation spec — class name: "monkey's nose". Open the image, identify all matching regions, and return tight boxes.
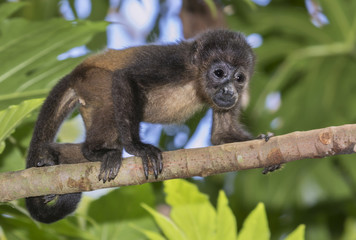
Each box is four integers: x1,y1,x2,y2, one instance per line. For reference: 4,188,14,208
222,87,234,96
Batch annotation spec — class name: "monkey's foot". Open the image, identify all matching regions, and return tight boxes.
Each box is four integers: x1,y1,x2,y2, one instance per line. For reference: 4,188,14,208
98,150,122,183
141,146,163,180
125,143,163,179
81,143,123,183
256,132,274,142
262,164,281,174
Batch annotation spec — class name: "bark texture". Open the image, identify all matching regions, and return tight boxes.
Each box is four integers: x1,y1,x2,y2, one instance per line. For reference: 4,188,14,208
0,124,356,202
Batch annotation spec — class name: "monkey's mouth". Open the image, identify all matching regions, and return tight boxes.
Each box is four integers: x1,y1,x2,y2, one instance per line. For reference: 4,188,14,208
213,91,238,109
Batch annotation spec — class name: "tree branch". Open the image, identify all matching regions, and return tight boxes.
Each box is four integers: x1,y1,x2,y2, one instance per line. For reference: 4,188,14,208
1,124,356,202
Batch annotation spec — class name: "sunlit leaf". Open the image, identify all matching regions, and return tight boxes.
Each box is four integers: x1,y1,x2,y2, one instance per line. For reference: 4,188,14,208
237,203,270,240
164,179,216,240
142,203,186,240
285,224,305,240
216,190,237,240
131,225,166,240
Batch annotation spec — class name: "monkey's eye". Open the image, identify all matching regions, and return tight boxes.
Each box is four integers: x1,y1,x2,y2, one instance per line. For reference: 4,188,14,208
213,69,225,78
235,73,245,83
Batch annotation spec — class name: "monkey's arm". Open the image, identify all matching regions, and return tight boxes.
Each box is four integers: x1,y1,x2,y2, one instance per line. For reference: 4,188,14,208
111,70,163,179
210,109,280,173
211,108,253,145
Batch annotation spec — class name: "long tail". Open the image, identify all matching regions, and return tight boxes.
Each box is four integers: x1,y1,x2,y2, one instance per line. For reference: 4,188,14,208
25,74,82,223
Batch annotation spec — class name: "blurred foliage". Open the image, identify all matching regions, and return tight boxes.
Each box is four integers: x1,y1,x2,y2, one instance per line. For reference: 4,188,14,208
0,184,157,239
0,0,356,239
219,0,356,239
0,9,107,110
0,1,107,175
0,98,43,174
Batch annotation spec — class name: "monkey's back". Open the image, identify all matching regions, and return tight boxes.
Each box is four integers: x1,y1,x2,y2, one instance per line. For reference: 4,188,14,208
82,48,138,71
68,42,205,124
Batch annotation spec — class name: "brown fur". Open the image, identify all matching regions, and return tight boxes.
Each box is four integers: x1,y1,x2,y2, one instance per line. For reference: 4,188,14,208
25,29,256,224
83,48,136,71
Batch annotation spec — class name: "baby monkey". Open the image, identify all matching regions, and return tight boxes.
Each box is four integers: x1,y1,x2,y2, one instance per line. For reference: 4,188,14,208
26,29,257,223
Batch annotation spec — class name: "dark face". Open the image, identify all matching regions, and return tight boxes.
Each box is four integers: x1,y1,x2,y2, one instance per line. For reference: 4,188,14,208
206,61,248,110
191,30,255,110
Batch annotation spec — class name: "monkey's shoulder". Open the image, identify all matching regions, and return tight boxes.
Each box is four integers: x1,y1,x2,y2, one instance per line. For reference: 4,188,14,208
82,42,191,72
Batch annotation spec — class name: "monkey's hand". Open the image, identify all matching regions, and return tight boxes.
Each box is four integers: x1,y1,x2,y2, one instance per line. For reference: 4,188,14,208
124,142,163,179
256,132,281,174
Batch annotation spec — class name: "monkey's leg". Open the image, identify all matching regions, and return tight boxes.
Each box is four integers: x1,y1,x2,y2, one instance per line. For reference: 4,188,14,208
112,71,163,179
81,106,123,183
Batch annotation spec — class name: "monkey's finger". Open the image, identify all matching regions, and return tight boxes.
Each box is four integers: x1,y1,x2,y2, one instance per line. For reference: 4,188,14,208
148,146,162,176
108,169,115,182
99,172,108,183
99,174,107,183
158,152,163,174
108,161,121,182
99,161,109,183
141,156,149,180
149,155,159,179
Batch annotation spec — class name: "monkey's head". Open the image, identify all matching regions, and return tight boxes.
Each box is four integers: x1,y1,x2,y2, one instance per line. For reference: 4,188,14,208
191,30,255,110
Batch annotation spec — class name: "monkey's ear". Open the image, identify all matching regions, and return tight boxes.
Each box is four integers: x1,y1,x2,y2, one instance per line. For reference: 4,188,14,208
190,41,200,65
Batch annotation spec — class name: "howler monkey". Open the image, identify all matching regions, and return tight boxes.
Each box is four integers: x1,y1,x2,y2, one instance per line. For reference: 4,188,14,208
26,29,256,223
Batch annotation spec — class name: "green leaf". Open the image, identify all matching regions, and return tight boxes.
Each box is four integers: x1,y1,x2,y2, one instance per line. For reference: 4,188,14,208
164,179,216,240
0,18,107,110
237,203,270,240
341,218,356,240
216,190,237,240
0,141,24,172
0,225,6,240
131,225,167,240
0,202,33,221
165,179,211,206
85,219,154,240
285,225,305,240
141,203,186,240
0,2,27,22
87,184,155,223
0,98,43,154
0,141,4,154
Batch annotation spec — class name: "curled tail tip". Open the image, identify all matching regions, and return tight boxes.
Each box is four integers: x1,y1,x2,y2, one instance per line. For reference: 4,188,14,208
26,193,81,224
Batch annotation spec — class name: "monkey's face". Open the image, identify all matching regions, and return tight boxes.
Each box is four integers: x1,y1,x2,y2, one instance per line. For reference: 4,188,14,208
191,30,255,110
206,61,248,110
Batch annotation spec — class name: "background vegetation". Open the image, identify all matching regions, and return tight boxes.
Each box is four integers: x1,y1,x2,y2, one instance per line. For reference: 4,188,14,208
0,0,355,239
